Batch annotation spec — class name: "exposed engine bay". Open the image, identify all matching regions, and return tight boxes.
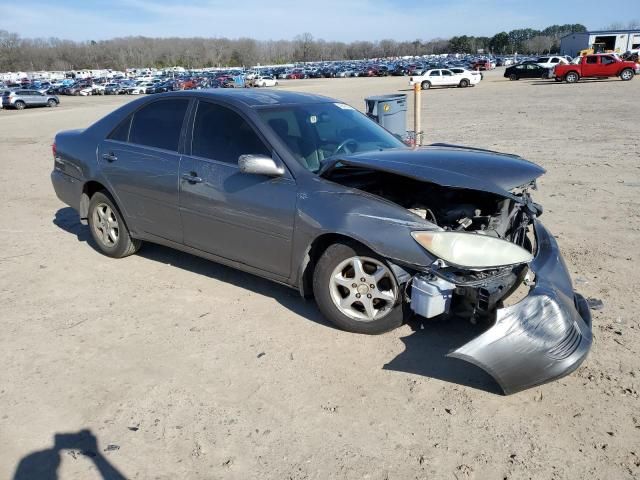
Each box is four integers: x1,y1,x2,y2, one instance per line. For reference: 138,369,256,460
324,167,544,320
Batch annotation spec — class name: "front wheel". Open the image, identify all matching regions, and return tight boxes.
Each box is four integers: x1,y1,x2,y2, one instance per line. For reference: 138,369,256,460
620,68,634,81
421,81,431,90
88,191,141,258
47,99,57,107
313,243,403,334
509,74,518,81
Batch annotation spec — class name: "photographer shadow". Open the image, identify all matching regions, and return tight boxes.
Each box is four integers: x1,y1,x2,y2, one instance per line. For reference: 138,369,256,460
13,429,125,480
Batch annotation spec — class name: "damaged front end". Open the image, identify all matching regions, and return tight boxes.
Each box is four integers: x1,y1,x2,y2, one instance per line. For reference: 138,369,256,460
320,146,592,394
401,186,592,395
410,220,592,395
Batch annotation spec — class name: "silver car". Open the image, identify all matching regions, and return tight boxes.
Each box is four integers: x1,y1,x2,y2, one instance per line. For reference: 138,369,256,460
2,89,59,110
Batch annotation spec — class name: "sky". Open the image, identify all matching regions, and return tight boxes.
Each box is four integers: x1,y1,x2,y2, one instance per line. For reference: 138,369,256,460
1,0,636,42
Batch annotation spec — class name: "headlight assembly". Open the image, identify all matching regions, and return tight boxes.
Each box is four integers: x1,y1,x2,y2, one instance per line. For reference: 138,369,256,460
411,231,533,269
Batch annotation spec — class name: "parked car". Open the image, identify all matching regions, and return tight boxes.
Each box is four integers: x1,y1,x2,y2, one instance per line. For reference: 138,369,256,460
504,62,552,80
554,54,637,83
50,89,592,395
535,56,569,69
253,76,278,87
2,89,59,109
409,68,481,89
104,83,123,95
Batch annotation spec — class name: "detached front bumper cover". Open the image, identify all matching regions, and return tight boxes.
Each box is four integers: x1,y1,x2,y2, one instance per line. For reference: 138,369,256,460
449,220,592,395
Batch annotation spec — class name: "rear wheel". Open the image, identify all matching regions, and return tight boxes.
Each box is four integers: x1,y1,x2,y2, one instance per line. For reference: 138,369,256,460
313,242,403,334
421,81,431,90
459,78,470,88
565,71,579,83
620,68,634,81
14,101,25,110
88,191,141,258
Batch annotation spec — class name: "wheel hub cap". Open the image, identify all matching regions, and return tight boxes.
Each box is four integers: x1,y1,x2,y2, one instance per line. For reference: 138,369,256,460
328,256,398,322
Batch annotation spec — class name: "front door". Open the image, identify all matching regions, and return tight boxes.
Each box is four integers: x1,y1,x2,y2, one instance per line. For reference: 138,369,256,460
179,100,297,278
99,98,190,243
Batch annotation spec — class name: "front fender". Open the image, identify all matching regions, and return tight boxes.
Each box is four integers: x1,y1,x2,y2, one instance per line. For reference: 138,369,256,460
291,185,438,291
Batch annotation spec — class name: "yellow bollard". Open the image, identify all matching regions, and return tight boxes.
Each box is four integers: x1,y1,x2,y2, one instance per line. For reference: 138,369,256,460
413,82,422,146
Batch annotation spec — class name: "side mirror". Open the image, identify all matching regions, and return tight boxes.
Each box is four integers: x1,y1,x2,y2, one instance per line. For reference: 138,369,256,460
238,154,284,177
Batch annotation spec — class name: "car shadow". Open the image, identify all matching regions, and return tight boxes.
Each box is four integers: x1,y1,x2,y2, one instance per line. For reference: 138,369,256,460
383,314,503,394
12,429,126,480
529,78,623,86
53,207,502,393
52,207,331,330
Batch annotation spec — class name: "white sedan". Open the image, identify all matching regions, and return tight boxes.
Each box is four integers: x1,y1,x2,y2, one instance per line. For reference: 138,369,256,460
409,68,481,90
253,76,278,87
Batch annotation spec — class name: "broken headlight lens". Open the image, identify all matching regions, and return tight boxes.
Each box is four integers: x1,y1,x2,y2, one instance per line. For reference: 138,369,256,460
411,231,533,269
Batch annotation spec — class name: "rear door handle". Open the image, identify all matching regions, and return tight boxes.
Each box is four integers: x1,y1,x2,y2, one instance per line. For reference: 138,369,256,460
102,152,117,162
182,172,203,183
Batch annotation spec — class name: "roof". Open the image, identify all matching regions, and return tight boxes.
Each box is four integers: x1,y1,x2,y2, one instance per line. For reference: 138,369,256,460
561,29,640,39
172,88,335,107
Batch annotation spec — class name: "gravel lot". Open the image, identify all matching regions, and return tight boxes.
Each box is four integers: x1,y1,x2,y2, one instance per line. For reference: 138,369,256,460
1,69,639,479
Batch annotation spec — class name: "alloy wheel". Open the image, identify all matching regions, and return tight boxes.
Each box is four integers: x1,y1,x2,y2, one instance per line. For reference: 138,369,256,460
92,203,119,247
329,256,398,322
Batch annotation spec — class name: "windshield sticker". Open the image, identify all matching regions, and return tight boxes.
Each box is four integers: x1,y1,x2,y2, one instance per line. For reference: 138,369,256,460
309,115,317,124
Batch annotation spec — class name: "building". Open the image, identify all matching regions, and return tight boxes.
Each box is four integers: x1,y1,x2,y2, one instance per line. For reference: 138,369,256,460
560,30,640,57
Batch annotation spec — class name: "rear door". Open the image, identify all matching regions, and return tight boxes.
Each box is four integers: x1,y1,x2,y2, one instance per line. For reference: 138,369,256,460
99,98,190,243
179,100,297,277
582,55,599,76
440,69,456,85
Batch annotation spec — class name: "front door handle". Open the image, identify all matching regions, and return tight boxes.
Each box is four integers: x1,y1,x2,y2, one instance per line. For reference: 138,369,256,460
102,152,117,162
182,172,203,184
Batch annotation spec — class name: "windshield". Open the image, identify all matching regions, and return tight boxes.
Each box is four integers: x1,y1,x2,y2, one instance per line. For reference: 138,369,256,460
258,102,406,172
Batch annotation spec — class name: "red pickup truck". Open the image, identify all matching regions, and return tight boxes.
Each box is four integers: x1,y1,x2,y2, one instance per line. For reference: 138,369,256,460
554,54,637,83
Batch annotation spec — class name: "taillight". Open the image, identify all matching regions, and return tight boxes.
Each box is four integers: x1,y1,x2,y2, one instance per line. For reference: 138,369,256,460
52,142,57,159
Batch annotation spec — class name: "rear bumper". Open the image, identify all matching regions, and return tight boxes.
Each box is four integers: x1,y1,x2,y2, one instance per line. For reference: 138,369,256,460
51,169,82,212
449,220,593,394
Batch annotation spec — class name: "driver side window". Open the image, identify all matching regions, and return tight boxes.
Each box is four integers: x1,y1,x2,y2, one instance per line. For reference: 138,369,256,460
191,101,270,164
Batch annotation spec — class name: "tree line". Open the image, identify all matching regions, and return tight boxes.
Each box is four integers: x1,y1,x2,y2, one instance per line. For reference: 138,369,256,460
0,23,596,72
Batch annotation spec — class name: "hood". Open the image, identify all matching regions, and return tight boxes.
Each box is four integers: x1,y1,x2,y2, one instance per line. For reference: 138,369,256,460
320,145,545,199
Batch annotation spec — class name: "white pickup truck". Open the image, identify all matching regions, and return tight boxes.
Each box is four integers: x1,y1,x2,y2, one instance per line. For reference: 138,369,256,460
409,68,481,90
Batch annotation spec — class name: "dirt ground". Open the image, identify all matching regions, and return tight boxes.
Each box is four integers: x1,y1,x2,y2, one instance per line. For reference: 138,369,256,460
1,69,639,480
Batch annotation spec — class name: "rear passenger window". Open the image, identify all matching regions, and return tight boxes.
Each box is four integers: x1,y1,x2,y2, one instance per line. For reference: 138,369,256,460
129,99,189,151
108,115,132,142
191,102,270,164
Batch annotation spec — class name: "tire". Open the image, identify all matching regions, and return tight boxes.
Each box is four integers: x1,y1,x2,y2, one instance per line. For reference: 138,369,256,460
88,191,141,258
509,74,518,81
420,81,431,90
458,78,469,88
14,101,26,110
312,242,404,334
620,68,634,81
565,72,579,83
47,99,57,107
